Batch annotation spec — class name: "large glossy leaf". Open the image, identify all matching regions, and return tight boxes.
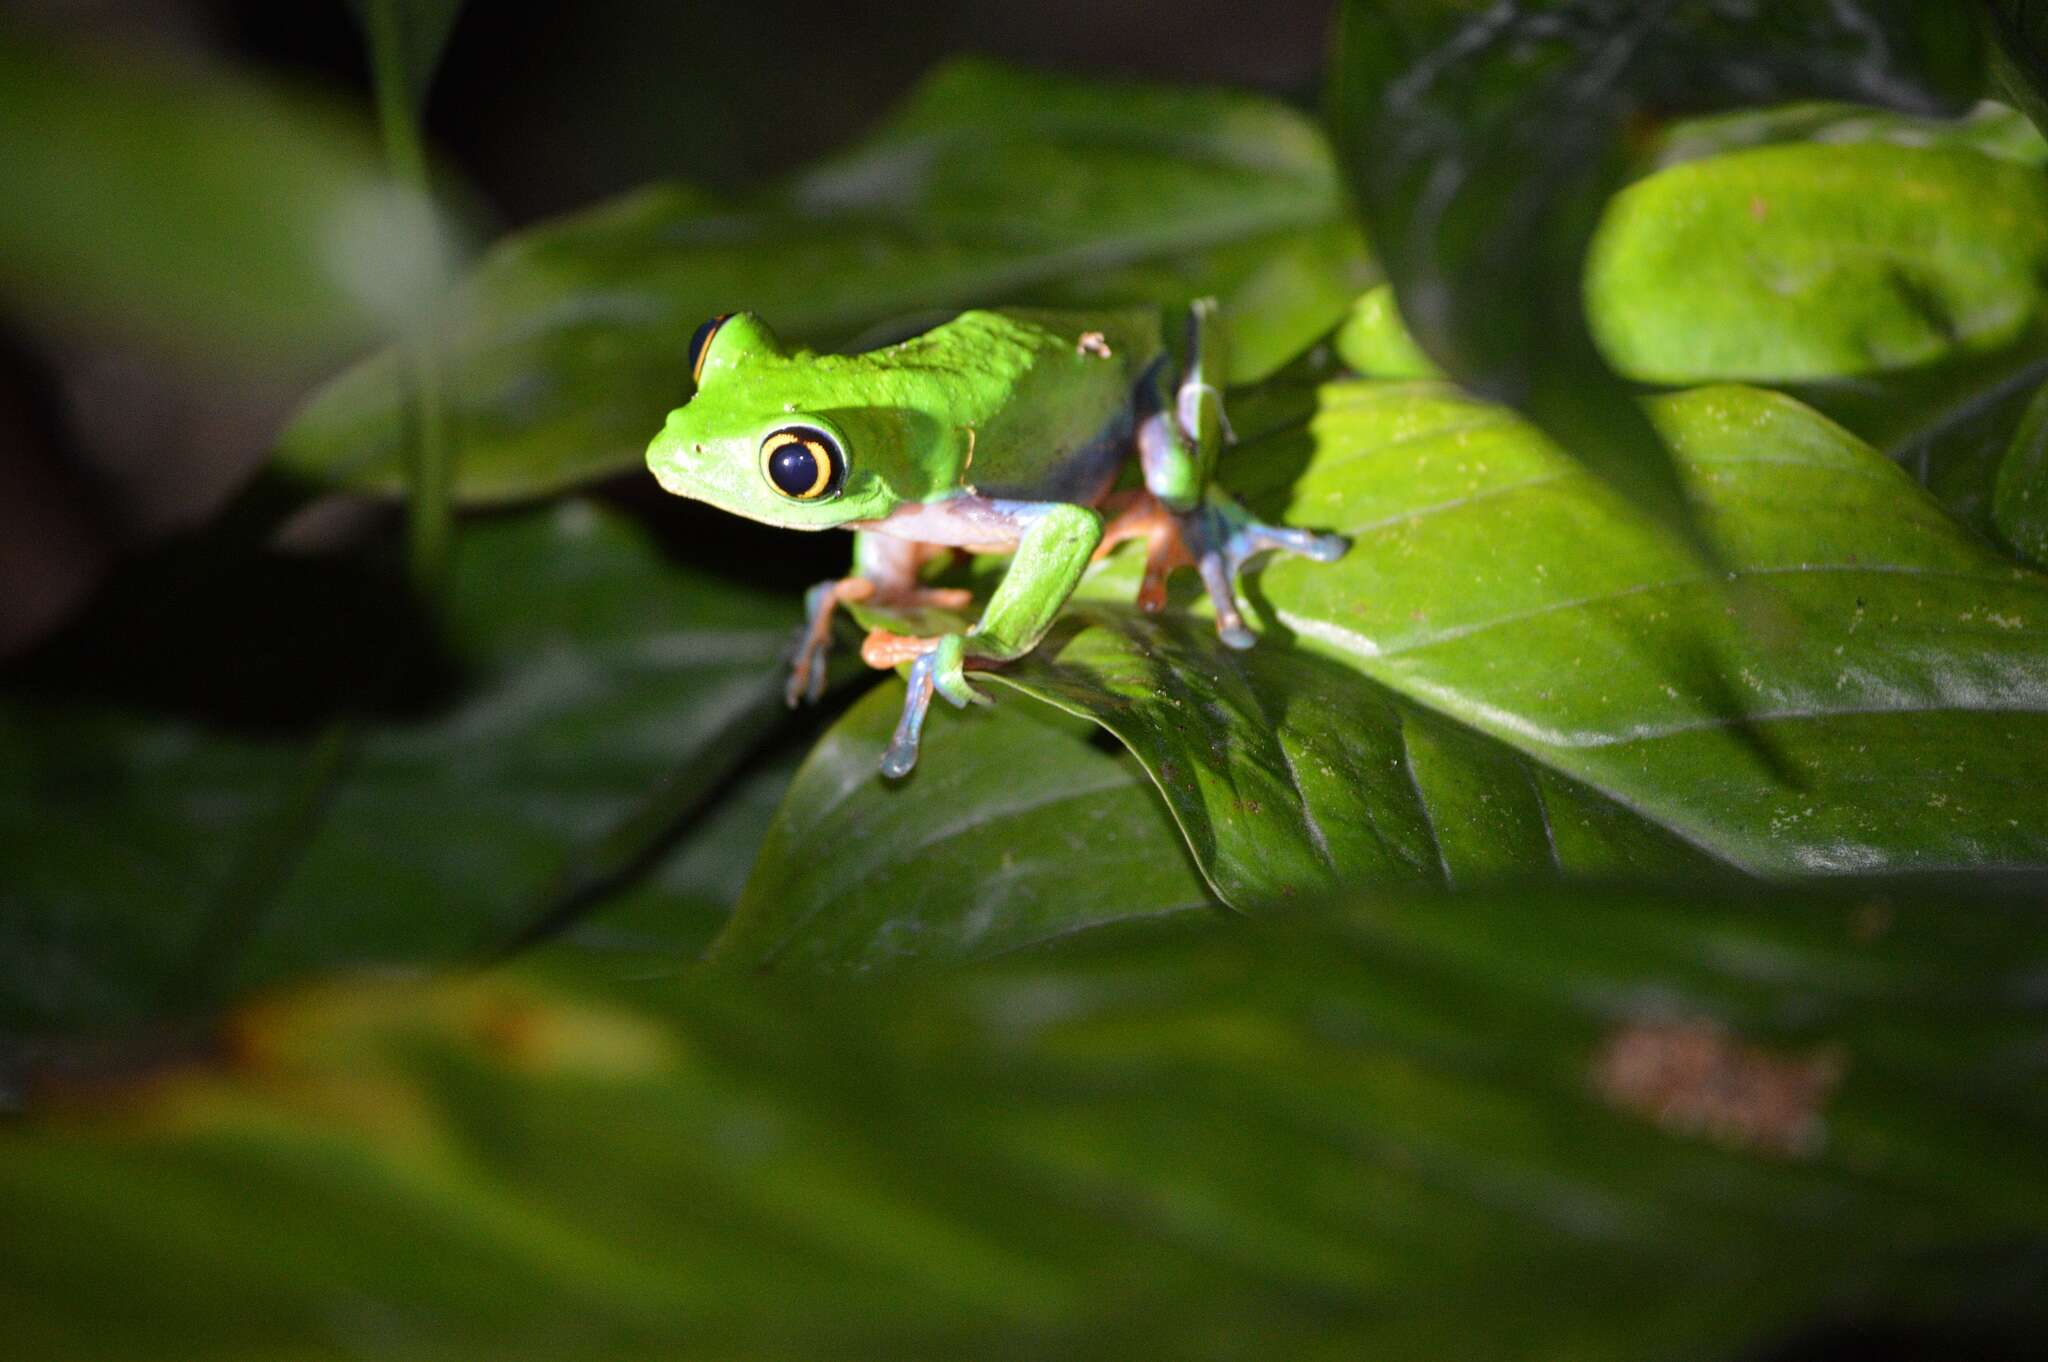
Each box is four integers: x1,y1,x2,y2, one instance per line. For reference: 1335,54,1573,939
0,504,795,1033
729,380,2045,952
277,60,1371,502
6,879,2046,1358
712,684,1218,969
1229,380,2048,872
989,601,1720,908
0,29,459,366
1327,0,1984,540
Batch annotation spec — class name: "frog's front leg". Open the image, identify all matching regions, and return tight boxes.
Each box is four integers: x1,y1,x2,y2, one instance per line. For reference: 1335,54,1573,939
788,532,969,707
867,501,1102,777
1140,297,1348,648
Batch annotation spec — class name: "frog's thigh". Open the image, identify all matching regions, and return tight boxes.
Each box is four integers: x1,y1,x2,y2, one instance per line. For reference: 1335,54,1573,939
967,501,1103,661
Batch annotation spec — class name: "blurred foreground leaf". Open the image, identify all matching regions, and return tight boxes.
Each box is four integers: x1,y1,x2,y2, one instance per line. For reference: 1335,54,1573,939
277,59,1372,502
0,28,461,366
5,880,2045,1359
0,504,793,1033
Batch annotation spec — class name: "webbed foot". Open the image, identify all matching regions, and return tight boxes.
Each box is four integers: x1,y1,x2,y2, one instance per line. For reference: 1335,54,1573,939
788,578,973,707
1182,492,1348,650
787,578,871,707
877,634,983,778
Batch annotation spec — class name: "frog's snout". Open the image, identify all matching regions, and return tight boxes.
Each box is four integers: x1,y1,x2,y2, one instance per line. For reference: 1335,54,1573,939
645,422,704,496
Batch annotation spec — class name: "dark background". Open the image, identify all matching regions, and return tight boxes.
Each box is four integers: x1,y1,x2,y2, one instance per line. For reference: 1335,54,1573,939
0,0,1331,656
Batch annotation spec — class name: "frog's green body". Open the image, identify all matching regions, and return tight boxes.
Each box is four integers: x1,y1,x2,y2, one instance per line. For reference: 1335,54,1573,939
646,302,1345,776
653,308,1165,523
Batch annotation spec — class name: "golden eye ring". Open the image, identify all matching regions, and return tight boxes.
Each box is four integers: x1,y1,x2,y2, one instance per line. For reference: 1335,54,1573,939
760,425,845,501
687,313,732,386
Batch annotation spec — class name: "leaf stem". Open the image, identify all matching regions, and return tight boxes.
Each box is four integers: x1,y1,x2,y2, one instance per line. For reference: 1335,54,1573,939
361,0,454,600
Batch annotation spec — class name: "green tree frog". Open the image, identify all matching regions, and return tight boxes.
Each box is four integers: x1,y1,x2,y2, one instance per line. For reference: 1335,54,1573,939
646,301,1346,776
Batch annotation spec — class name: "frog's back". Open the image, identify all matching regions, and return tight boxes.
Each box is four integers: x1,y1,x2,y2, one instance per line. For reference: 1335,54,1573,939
876,306,1165,501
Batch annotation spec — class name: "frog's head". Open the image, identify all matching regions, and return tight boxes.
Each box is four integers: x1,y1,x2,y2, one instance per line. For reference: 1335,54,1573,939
645,312,903,530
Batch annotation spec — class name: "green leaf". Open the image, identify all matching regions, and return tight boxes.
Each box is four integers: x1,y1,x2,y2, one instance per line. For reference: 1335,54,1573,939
731,380,2046,951
0,504,796,1033
1589,143,2048,383
988,602,1719,908
1230,380,2048,872
1332,133,2048,552
277,60,1372,503
1327,0,1984,540
711,685,1218,969
346,0,465,112
0,29,460,367
6,880,2046,1358
1333,285,1443,380
1588,139,2048,554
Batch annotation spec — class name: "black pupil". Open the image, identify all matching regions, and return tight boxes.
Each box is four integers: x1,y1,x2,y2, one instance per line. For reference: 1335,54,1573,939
768,441,822,497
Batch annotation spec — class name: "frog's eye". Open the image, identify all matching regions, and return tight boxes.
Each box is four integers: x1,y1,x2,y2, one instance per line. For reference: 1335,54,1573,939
761,425,845,501
687,313,732,385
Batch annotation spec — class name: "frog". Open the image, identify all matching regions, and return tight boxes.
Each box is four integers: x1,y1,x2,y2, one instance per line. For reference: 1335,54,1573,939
645,300,1347,777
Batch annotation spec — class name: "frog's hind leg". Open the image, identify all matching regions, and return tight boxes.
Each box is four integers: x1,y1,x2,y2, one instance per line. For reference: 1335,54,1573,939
787,534,969,706
1137,297,1347,649
1094,490,1194,613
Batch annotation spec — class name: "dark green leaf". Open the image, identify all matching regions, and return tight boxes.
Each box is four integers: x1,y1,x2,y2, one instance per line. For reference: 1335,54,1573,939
549,749,807,967
1985,1,2048,137
990,601,1719,907
0,504,795,1032
1327,0,1984,539
1646,99,2047,169
711,685,1218,969
278,60,1372,502
5,880,2046,1358
0,29,460,366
